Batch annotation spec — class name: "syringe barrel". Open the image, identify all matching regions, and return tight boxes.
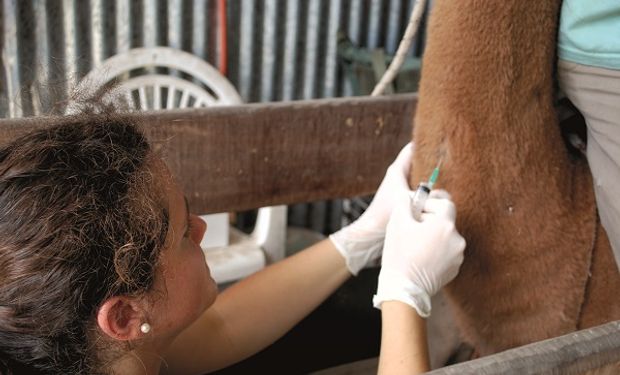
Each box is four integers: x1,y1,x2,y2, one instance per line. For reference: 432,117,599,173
410,182,431,221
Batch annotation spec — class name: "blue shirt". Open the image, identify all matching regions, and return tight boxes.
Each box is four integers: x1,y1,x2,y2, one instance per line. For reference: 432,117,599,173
558,0,620,69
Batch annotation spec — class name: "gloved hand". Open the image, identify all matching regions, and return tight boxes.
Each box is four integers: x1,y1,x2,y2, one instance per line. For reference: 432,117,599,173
329,143,414,276
373,190,466,317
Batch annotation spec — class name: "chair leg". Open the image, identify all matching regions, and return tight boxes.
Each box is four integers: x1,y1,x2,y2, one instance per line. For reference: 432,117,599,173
252,205,288,263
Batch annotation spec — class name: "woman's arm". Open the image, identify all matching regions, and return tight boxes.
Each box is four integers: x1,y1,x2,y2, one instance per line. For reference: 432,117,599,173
163,238,350,374
378,301,429,374
163,143,415,374
373,190,465,374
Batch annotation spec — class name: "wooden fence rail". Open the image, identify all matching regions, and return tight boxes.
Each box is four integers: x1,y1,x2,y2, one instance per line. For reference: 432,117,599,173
428,320,620,375
0,94,415,214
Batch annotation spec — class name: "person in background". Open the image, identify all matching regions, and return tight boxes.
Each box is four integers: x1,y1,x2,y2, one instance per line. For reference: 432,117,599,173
0,116,464,375
557,0,620,270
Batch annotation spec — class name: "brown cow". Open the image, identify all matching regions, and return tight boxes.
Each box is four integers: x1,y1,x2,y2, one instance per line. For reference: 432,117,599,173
411,0,620,359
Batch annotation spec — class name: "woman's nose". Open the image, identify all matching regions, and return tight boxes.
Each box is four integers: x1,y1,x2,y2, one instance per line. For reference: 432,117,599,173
191,214,207,243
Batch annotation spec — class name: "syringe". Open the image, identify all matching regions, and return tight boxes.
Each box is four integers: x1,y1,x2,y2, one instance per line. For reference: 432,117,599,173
410,157,443,221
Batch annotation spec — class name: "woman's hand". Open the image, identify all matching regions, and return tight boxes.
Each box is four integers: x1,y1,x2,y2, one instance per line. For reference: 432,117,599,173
373,190,466,317
329,143,414,275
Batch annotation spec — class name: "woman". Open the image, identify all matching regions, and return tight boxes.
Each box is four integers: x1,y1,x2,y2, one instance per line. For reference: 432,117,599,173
0,115,464,374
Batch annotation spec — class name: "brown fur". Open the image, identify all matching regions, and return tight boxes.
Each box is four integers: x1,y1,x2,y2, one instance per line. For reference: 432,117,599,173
412,0,620,357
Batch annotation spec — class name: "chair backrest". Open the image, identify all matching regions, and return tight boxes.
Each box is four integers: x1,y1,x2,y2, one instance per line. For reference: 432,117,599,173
71,47,286,283
70,47,242,111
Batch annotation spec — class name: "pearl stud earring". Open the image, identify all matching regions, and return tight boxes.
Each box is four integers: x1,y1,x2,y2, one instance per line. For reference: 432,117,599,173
140,322,151,334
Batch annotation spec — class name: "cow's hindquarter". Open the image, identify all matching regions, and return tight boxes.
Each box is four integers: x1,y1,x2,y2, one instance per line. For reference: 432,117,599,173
412,0,620,358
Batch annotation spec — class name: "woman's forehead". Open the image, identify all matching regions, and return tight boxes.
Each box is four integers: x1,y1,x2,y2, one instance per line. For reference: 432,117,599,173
145,156,185,240
152,160,186,239
147,156,180,198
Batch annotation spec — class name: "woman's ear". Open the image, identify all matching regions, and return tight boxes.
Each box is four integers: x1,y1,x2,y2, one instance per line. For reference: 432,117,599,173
97,296,147,341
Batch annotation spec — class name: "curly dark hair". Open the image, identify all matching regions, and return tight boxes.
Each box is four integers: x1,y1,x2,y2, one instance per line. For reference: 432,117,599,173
0,115,169,374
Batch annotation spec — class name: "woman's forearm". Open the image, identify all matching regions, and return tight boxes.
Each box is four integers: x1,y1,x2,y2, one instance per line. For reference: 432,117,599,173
215,238,351,359
378,301,430,374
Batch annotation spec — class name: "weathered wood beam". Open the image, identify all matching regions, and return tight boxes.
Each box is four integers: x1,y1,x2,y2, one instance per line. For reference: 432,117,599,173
428,320,620,375
0,94,416,213
315,320,620,374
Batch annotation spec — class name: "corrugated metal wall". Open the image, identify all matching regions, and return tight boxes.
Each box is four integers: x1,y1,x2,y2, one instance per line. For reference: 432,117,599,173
0,0,429,232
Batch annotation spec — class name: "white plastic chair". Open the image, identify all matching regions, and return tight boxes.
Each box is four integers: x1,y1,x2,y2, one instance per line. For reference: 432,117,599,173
71,47,286,284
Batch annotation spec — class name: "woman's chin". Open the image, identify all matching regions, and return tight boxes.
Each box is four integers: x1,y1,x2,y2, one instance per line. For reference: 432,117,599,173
204,276,219,308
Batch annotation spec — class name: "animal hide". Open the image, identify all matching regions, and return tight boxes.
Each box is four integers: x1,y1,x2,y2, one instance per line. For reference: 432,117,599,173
411,0,620,358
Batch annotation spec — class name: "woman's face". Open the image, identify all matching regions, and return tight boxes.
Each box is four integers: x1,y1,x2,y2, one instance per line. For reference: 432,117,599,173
149,160,218,338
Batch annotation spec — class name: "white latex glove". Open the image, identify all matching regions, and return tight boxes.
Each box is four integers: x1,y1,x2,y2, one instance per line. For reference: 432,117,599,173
373,190,466,317
329,143,414,275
